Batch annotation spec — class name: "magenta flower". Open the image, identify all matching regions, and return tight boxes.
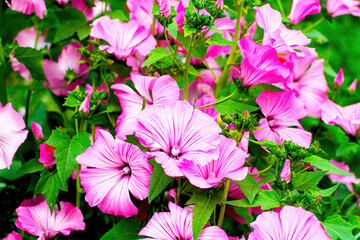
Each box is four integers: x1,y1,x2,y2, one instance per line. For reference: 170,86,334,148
0,103,28,169
254,4,311,58
43,42,89,96
15,195,85,239
38,143,56,169
90,16,156,60
112,73,179,140
328,159,360,192
180,136,248,189
195,95,219,121
5,0,46,19
248,206,331,239
76,130,152,217
334,68,345,86
136,101,221,177
289,0,321,24
349,79,357,91
280,159,291,183
2,231,22,240
320,99,360,136
232,37,290,87
139,201,229,240
327,0,360,17
253,91,312,148
31,121,44,141
159,0,171,18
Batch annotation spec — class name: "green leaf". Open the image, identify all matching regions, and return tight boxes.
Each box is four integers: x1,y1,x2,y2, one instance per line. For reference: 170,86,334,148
0,38,4,65
176,32,208,59
236,175,261,204
226,190,280,210
313,183,339,197
305,29,329,44
183,25,197,37
14,47,46,80
141,47,172,68
233,207,253,224
323,215,356,240
125,134,148,152
349,215,360,229
292,171,326,191
148,158,173,203
253,83,285,92
214,98,260,114
167,21,178,39
0,160,23,181
107,10,130,22
54,8,89,43
248,139,278,148
206,33,234,46
16,158,44,175
46,130,91,185
101,218,141,240
187,190,223,240
188,65,204,77
34,171,68,213
152,3,160,15
302,156,354,177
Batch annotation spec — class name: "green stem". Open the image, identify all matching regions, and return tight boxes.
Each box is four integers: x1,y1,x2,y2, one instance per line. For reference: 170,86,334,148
151,0,157,36
217,179,230,228
0,61,7,105
177,177,182,203
249,164,273,176
276,0,286,17
214,0,244,98
196,90,236,109
274,158,279,180
183,34,196,101
339,192,355,212
164,26,183,69
76,165,81,208
303,17,324,33
25,79,34,126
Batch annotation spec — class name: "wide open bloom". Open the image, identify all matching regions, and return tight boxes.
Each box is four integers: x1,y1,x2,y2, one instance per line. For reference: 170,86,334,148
288,0,321,24
180,136,248,189
76,130,152,217
253,91,312,148
249,206,330,239
43,42,89,96
139,201,230,240
15,195,85,240
0,103,28,169
6,0,46,19
136,101,221,177
320,99,360,136
112,73,179,140
254,4,311,58
90,16,156,60
231,37,290,87
327,0,360,17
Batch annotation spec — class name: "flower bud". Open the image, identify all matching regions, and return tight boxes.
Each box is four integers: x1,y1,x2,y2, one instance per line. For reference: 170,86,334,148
31,121,44,141
280,159,291,183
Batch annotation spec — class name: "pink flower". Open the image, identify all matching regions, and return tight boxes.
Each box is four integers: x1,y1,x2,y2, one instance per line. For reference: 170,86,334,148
43,42,89,96
280,159,291,183
349,79,357,91
90,16,156,60
215,0,224,8
76,130,152,217
15,195,85,239
139,201,229,240
253,91,312,148
180,136,248,189
328,159,360,192
327,0,360,17
248,206,331,239
159,0,171,18
289,0,321,24
2,231,22,240
5,0,46,19
136,101,221,177
334,68,345,86
231,37,290,87
38,143,56,169
112,73,179,140
70,0,107,21
79,88,92,114
31,121,44,141
320,99,360,136
0,103,28,169
195,95,219,121
254,4,311,58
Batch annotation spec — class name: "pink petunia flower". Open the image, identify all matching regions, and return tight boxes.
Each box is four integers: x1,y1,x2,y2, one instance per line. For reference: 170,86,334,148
38,143,56,169
180,135,248,189
43,42,89,96
254,4,311,58
2,231,22,240
0,103,28,169
327,0,360,17
15,195,85,239
5,0,46,19
31,121,44,141
289,0,321,24
328,159,360,192
253,91,312,148
139,201,229,240
248,206,331,239
90,16,156,60
136,101,221,177
280,159,291,183
112,73,180,140
76,130,152,217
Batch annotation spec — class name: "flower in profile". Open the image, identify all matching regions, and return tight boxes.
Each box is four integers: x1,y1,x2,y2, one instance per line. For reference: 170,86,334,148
31,121,44,141
327,0,360,17
43,42,89,96
139,201,229,240
159,0,171,18
0,103,28,169
280,159,291,183
136,101,221,177
328,159,360,192
15,195,85,239
180,136,248,189
5,0,46,19
76,130,152,217
39,143,56,169
90,16,156,60
248,206,331,239
289,0,321,24
253,91,312,148
112,73,179,140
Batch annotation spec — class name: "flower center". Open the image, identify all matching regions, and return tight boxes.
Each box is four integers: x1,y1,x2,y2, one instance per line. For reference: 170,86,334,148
208,172,216,179
267,117,277,128
170,146,182,159
120,165,131,176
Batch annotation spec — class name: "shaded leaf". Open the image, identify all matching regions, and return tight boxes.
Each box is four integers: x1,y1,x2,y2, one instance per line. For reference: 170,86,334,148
236,175,260,204
214,98,260,114
101,218,141,240
14,47,46,80
16,158,43,175
148,158,173,203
